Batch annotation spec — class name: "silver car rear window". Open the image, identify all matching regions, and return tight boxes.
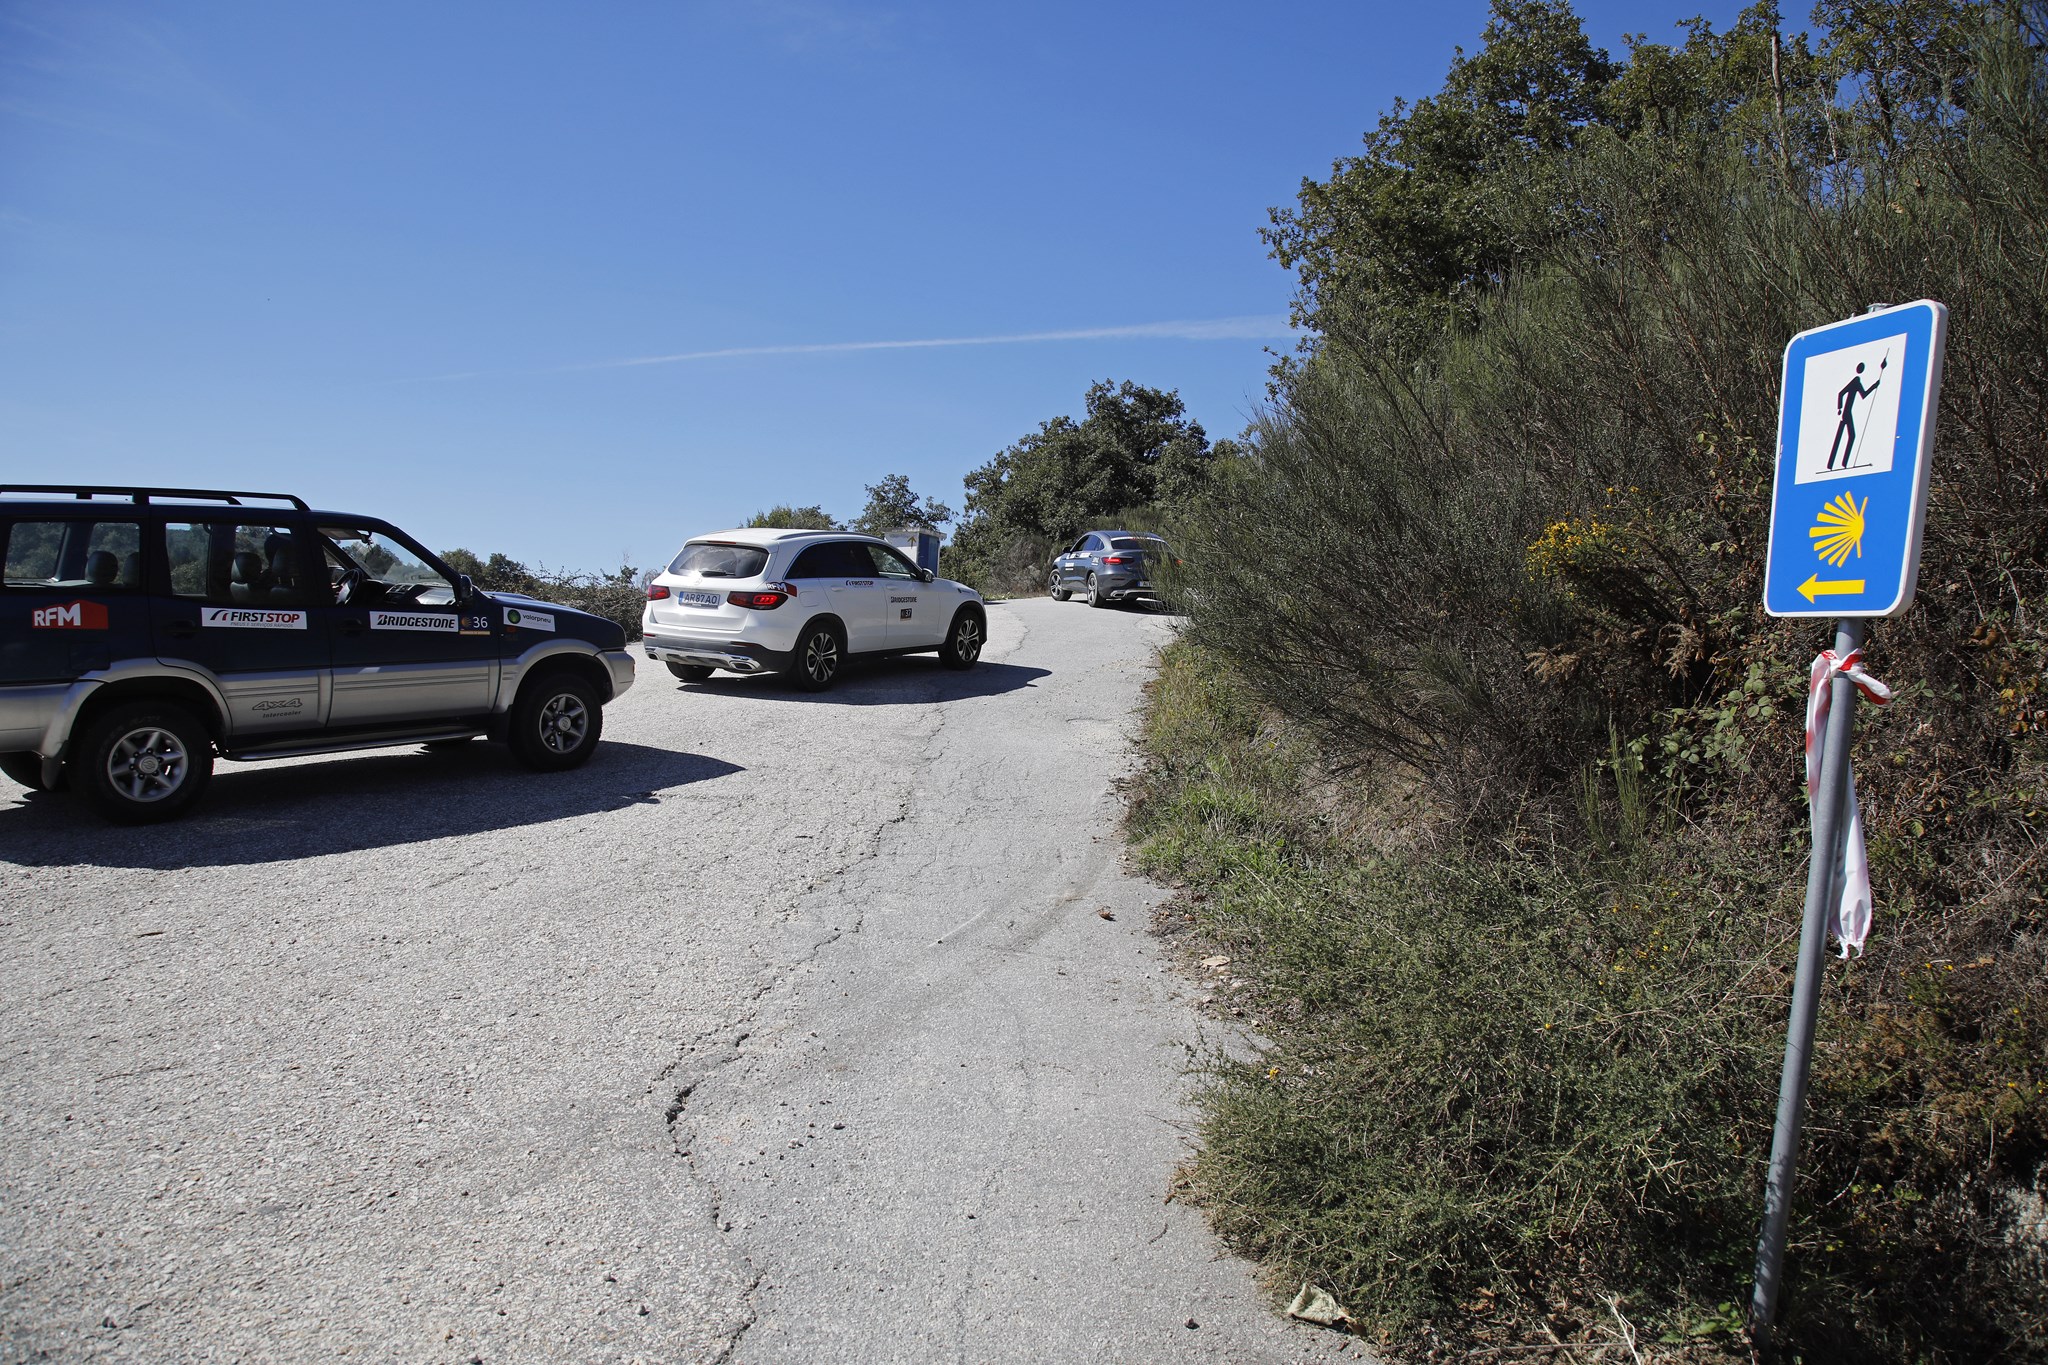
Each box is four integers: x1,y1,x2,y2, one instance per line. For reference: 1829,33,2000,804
670,542,770,578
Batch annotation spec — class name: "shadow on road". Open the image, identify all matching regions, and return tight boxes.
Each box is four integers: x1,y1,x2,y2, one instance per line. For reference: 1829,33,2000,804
668,658,1050,706
0,740,741,870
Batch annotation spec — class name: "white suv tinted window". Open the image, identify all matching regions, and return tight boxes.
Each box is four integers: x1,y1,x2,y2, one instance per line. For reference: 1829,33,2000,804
671,542,770,578
786,542,855,578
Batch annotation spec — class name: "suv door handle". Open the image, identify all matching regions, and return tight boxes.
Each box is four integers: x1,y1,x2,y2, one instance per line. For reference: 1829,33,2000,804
337,617,368,635
165,619,197,638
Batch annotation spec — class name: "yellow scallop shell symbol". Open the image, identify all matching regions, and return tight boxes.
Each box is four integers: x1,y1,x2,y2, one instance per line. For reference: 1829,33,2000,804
1809,491,1867,568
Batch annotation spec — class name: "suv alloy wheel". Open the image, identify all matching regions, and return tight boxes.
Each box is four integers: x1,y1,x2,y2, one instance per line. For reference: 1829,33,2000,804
793,621,844,692
77,700,214,824
510,671,603,771
939,608,984,669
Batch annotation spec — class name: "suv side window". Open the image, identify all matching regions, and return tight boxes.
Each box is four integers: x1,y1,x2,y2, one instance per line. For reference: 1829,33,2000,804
794,542,878,579
855,544,919,580
163,522,318,606
788,543,849,579
2,519,145,592
318,525,458,606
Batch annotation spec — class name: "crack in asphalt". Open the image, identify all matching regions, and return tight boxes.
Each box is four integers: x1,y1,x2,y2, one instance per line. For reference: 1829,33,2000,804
647,609,1343,1365
656,672,958,1360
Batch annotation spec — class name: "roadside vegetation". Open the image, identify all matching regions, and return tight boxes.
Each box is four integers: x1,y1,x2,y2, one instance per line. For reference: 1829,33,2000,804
1128,1,2048,1360
441,548,645,640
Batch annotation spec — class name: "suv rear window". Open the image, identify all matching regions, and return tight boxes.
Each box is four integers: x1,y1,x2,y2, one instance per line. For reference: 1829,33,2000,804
1110,536,1164,551
669,542,769,579
3,519,144,591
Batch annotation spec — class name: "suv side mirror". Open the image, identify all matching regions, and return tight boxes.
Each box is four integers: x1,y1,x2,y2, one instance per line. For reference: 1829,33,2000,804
918,568,935,583
456,573,476,603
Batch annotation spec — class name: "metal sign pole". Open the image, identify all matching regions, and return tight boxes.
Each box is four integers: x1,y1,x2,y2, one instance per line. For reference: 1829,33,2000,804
1748,615,1868,1347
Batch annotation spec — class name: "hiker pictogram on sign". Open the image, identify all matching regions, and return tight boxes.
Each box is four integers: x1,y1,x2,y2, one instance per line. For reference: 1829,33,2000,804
1827,356,1886,469
1794,334,1906,484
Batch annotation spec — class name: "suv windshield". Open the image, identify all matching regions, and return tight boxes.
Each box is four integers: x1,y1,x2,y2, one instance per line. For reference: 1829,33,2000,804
671,542,770,579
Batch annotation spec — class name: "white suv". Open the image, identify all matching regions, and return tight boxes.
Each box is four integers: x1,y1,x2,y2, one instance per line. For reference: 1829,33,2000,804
641,529,986,691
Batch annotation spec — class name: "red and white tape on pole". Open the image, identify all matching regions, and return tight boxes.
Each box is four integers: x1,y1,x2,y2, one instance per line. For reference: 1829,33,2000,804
1804,648,1894,956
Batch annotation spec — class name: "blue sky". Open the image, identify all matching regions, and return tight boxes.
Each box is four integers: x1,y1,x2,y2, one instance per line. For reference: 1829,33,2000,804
2,0,1740,573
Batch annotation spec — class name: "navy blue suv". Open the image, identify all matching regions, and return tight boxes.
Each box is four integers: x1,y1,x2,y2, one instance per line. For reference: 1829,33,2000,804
0,486,636,823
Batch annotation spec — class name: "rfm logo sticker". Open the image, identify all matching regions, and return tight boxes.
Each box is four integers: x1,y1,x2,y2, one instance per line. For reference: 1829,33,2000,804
32,601,109,630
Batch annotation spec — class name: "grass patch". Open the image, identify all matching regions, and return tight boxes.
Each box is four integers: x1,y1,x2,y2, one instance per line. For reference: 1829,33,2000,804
1130,642,2046,1363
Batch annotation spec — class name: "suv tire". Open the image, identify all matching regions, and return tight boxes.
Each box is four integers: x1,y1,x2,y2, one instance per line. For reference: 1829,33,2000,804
1048,570,1070,602
791,620,845,693
77,700,213,824
1086,572,1107,608
938,608,984,670
666,662,715,683
510,671,603,771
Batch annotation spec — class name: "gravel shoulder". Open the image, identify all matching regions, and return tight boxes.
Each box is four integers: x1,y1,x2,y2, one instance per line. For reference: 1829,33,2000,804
1,598,1354,1364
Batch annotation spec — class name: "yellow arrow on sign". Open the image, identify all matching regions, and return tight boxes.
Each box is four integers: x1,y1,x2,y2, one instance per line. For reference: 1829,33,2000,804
1799,574,1866,602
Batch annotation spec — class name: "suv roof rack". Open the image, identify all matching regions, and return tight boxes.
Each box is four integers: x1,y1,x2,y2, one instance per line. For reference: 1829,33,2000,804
0,485,312,512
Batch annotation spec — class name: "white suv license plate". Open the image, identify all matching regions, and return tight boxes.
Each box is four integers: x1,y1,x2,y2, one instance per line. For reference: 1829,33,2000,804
679,590,723,608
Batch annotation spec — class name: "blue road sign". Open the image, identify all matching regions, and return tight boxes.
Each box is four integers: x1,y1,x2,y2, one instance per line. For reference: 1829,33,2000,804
1764,299,1947,618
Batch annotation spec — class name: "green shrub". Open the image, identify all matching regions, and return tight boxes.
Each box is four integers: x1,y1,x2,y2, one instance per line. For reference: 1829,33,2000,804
1133,641,2047,1361
443,547,644,640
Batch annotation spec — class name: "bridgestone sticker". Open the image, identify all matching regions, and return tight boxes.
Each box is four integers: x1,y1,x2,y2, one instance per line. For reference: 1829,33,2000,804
370,610,457,633
202,607,307,630
504,608,555,633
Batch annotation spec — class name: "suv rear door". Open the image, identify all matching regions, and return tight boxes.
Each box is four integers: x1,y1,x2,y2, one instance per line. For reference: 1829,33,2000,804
1,514,153,747
154,518,330,735
787,540,893,653
1055,535,1090,587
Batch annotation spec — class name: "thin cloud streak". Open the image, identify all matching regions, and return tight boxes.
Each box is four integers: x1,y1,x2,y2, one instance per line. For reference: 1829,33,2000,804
576,314,1294,370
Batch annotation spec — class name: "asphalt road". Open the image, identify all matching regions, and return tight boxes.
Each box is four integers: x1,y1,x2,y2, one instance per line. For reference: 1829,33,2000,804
1,598,1356,1364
